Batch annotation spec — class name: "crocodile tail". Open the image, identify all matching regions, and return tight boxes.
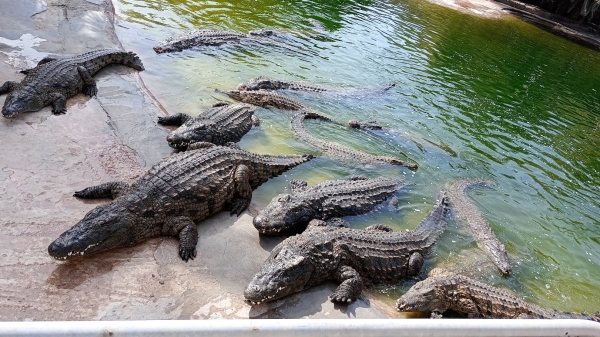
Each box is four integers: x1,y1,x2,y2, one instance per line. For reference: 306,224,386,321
411,191,449,247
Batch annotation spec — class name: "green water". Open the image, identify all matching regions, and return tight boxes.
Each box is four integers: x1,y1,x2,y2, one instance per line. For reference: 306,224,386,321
114,0,600,313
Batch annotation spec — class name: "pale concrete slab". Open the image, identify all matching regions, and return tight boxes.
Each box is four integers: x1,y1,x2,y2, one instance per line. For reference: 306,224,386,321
0,0,392,321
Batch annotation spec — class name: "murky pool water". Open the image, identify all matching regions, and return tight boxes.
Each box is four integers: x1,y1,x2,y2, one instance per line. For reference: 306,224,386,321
113,0,600,313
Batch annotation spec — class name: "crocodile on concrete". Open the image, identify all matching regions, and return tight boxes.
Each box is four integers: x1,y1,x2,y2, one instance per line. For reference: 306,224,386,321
237,76,395,95
48,144,313,262
153,29,302,54
158,102,259,150
396,268,600,321
447,179,511,275
244,192,449,304
218,89,418,169
0,49,144,118
253,175,404,235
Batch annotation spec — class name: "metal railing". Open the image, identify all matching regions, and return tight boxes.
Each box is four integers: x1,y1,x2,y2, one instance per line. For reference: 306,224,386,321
0,319,599,337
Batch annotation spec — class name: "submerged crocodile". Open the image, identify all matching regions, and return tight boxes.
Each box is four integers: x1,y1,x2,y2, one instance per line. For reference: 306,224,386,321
237,76,395,95
1,49,144,118
253,176,403,235
447,179,511,275
244,192,449,304
153,29,301,54
396,268,600,321
48,144,313,262
219,89,418,169
158,102,259,150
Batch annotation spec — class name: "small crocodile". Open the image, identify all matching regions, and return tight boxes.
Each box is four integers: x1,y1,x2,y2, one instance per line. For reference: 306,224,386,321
253,175,403,235
1,49,144,118
218,89,418,169
396,268,600,321
244,192,449,304
153,29,302,54
48,144,313,262
237,76,395,95
447,179,511,275
158,102,259,150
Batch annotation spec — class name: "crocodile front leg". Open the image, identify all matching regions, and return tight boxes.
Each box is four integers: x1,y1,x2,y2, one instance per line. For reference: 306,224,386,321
77,66,98,97
329,265,363,303
158,113,193,126
230,164,252,216
73,181,131,199
48,92,67,114
0,81,19,95
251,115,260,126
162,216,198,262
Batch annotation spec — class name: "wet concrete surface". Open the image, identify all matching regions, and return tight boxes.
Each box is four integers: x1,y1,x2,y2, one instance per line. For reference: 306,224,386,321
0,0,391,320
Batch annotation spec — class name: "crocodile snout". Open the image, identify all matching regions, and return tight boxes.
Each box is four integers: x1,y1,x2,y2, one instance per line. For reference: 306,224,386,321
166,132,182,145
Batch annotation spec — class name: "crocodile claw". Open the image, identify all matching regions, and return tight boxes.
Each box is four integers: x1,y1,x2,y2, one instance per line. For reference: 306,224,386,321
83,85,98,97
230,198,250,216
179,246,197,262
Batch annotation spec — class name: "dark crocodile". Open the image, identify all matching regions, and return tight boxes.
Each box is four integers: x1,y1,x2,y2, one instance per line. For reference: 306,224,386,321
48,144,313,262
1,49,144,118
253,176,404,236
396,268,600,321
244,192,449,304
153,29,302,54
237,76,395,95
218,89,418,169
447,179,511,275
158,102,259,150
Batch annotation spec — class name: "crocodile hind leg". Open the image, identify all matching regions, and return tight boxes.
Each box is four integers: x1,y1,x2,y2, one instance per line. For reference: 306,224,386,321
0,81,19,95
408,252,424,276
162,216,198,262
157,113,193,126
230,164,252,216
329,265,363,303
77,66,98,97
73,181,130,199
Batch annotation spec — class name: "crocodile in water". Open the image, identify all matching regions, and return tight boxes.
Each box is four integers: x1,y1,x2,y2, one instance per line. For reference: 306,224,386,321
218,89,418,169
237,76,395,95
253,175,404,235
48,144,313,262
1,49,144,118
158,102,259,150
396,268,600,321
447,179,511,275
244,192,449,304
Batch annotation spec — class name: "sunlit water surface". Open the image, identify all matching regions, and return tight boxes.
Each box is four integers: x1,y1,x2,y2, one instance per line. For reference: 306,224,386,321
113,0,600,312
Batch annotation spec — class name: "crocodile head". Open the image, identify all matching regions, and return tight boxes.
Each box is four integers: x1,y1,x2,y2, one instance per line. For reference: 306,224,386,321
48,202,137,260
253,193,317,235
166,119,214,150
2,90,46,117
244,245,314,304
237,76,275,91
395,268,450,313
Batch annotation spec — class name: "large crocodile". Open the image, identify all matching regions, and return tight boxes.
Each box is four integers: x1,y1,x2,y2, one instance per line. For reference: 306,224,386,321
237,76,395,95
447,179,511,275
1,49,144,118
153,29,303,54
396,268,600,321
253,176,404,235
158,102,259,150
48,144,313,262
244,192,449,304
218,89,418,169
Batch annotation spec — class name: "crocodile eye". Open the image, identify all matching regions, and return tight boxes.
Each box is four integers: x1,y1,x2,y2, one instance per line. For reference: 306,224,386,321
298,215,310,223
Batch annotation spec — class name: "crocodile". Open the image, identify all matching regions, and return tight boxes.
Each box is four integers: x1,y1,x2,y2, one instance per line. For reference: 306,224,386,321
237,76,395,95
447,179,511,275
218,89,418,169
253,175,404,235
1,49,144,118
158,102,259,150
153,29,302,54
48,144,313,262
244,192,449,304
396,268,600,321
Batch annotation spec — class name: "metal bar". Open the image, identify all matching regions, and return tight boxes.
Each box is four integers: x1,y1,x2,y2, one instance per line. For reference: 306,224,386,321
0,319,599,337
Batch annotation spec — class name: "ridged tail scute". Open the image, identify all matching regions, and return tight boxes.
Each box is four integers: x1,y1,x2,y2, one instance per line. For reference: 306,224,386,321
446,179,512,275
